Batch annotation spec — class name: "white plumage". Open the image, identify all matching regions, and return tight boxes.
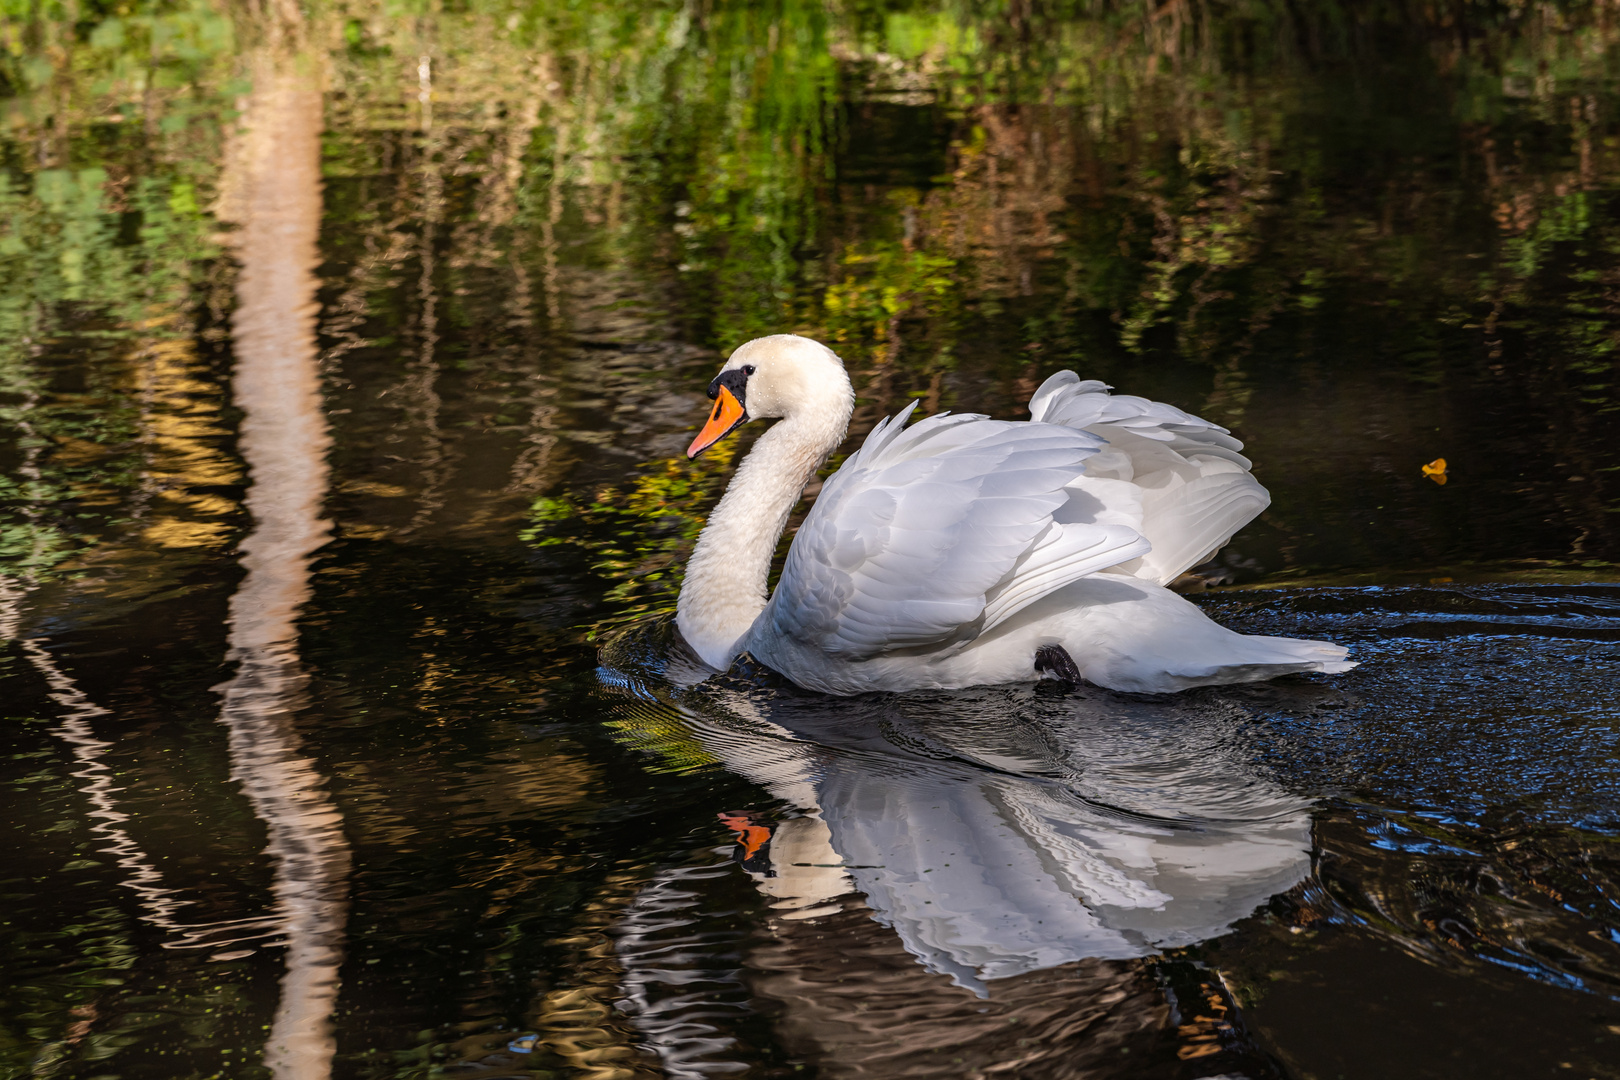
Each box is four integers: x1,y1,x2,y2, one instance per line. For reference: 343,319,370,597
675,334,1353,694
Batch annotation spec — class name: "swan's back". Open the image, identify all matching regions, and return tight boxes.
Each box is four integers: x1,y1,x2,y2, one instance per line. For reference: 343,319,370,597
749,403,1149,666
735,371,1345,695
1030,371,1269,585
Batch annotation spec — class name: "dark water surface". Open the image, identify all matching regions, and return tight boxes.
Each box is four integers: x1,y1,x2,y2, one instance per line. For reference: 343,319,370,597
5,2,1620,1078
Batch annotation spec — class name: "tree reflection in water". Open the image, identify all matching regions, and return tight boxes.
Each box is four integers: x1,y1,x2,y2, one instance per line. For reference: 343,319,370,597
4,1,1620,1075
214,51,350,1080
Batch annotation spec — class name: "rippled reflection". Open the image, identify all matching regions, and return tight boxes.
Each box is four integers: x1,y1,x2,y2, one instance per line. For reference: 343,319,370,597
7,0,1620,1074
722,689,1307,989
0,578,193,930
599,624,1317,1071
214,53,349,1080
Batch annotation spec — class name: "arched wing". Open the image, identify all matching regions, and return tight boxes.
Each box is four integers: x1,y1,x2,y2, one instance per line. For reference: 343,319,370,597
1029,371,1270,584
759,404,1149,662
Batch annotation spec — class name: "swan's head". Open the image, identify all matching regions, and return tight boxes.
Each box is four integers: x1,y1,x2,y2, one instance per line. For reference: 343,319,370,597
687,334,854,458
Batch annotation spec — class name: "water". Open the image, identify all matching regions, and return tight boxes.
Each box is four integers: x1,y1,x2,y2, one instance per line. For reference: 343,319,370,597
4,2,1620,1077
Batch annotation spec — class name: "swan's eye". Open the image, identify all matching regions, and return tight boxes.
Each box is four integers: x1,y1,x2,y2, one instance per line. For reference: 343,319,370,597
743,364,756,376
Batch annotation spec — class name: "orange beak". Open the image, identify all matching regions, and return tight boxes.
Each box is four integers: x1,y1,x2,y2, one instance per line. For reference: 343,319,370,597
687,385,747,458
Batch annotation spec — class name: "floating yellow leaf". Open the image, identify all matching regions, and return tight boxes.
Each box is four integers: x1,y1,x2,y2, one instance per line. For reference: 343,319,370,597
1422,458,1448,485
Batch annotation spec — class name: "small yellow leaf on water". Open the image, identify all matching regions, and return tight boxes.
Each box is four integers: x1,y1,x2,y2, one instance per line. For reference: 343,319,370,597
1422,457,1448,485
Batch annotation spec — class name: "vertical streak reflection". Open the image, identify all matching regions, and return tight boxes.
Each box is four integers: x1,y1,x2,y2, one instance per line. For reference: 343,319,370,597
218,59,350,1080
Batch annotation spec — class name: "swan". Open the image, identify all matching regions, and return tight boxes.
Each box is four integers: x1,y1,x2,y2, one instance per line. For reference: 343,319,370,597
675,334,1354,695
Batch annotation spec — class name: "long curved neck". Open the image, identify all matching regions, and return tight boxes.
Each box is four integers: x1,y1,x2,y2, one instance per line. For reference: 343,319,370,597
678,409,848,669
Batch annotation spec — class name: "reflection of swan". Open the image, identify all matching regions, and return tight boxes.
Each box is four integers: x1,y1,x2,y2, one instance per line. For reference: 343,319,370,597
676,335,1352,693
601,634,1313,997
718,693,1309,994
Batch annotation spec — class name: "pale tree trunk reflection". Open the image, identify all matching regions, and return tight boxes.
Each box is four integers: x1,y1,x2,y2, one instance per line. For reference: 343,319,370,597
217,55,350,1080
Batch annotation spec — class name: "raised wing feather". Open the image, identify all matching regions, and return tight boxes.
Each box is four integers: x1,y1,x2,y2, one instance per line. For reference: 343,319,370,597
1029,371,1270,584
761,403,1149,662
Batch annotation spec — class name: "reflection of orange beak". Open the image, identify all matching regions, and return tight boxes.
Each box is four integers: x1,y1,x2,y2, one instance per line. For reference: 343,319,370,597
688,385,747,459
718,812,772,860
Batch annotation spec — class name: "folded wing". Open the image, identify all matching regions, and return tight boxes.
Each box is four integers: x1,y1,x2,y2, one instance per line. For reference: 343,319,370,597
760,403,1150,662
1029,371,1270,585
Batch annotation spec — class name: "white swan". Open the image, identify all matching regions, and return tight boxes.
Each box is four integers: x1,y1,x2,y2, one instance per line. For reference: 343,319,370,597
675,334,1353,694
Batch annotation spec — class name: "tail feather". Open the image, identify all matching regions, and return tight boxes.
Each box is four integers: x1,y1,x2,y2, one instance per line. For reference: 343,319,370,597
1041,575,1358,693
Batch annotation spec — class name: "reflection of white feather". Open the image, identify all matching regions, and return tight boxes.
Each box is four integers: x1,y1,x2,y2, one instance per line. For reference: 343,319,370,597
823,773,1143,988
752,817,852,918
817,761,1309,992
646,674,1314,996
1001,787,1174,910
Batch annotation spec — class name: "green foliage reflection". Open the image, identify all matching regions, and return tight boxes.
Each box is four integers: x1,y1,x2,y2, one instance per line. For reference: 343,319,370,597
523,441,739,634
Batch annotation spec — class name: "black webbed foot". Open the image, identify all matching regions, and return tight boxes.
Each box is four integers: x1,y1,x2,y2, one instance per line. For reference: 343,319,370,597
1034,643,1083,689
